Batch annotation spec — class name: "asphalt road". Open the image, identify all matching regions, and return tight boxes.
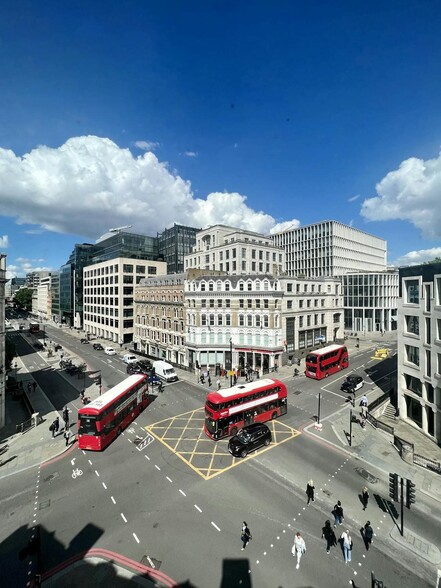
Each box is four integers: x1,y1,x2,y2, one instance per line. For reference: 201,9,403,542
2,328,438,587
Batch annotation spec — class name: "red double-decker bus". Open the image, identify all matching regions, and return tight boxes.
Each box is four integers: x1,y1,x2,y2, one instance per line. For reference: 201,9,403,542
77,374,149,451
305,344,349,380
204,378,288,440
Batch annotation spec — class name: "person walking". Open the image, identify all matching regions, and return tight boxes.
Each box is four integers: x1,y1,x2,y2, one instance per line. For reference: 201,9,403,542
361,486,369,510
359,393,368,417
216,378,221,390
333,500,344,527
49,422,56,438
208,375,212,387
62,406,70,429
341,530,353,563
64,428,71,446
363,521,374,550
53,417,60,435
322,520,336,554
306,480,315,505
292,532,306,570
241,522,252,550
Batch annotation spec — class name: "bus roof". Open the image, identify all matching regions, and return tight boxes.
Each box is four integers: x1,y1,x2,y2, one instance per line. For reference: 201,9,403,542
78,374,146,415
207,378,284,403
307,344,345,356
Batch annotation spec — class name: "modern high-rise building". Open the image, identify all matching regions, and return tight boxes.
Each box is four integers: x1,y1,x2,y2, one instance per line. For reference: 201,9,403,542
342,270,399,333
157,224,200,274
397,261,441,445
271,220,387,278
25,270,50,289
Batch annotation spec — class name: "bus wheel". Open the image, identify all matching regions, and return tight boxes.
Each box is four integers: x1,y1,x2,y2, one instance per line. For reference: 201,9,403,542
241,449,247,458
231,427,238,436
325,373,329,378
271,411,277,419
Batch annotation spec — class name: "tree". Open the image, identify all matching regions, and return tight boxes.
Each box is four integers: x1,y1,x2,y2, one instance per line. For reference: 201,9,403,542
14,288,34,310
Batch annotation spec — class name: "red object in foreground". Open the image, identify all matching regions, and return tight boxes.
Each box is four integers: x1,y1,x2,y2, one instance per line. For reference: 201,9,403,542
77,374,149,451
204,378,287,440
305,344,348,380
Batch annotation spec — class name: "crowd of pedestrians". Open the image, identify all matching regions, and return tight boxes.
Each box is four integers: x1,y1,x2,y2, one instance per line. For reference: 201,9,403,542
239,479,375,574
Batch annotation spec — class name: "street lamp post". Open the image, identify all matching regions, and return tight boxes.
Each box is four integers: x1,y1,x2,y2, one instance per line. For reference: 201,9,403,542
229,338,233,388
349,408,353,447
317,393,321,425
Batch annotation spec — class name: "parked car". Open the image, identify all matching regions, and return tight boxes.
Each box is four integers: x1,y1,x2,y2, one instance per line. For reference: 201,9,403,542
341,375,364,393
104,347,116,355
93,343,104,351
80,338,89,344
228,423,272,458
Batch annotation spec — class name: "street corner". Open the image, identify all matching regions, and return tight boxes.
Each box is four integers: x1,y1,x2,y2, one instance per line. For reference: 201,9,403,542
390,525,441,565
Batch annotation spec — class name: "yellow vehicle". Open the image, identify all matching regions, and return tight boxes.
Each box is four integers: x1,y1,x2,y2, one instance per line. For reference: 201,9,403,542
374,348,389,359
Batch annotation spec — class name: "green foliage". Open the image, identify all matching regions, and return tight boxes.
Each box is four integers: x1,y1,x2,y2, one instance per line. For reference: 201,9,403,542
14,288,34,310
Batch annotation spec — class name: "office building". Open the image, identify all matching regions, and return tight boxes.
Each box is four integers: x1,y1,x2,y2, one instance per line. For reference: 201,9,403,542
397,262,441,444
83,258,167,344
185,224,285,276
271,220,387,278
157,224,200,274
342,270,399,333
25,270,50,289
279,276,344,355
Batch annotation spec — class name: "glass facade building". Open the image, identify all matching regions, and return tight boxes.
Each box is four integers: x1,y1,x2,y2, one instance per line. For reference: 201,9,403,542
158,224,200,274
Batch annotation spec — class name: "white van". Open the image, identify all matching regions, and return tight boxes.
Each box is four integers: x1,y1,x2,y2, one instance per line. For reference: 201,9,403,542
123,353,138,364
153,360,178,383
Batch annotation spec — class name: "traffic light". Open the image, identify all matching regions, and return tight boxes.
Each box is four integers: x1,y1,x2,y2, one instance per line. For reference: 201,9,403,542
389,472,399,501
406,478,416,508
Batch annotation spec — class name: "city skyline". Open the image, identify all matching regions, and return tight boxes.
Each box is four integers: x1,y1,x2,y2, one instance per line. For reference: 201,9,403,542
1,1,441,278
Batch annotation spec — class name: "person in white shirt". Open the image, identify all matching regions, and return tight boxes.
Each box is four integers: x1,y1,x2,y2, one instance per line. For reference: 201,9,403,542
292,531,306,569
341,530,352,563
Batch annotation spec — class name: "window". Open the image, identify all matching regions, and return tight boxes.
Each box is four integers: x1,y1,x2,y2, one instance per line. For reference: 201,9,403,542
287,300,292,309
225,282,230,291
239,299,244,308
201,282,206,291
299,316,303,328
425,317,431,344
247,315,253,327
247,299,252,308
209,282,214,291
405,279,419,304
437,318,441,340
299,300,304,309
255,315,261,327
405,345,419,366
201,299,206,308
239,281,244,291
217,315,223,326
256,299,261,308
217,299,222,308
264,299,269,309
239,315,245,326
405,373,422,396
263,315,269,327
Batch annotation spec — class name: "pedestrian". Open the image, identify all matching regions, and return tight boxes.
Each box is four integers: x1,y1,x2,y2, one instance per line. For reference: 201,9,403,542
216,378,221,390
363,521,374,550
322,519,336,554
233,374,237,385
62,406,69,428
306,480,315,504
200,373,205,385
333,500,344,527
361,486,369,510
340,529,353,563
292,531,306,570
359,393,368,417
53,417,59,434
49,422,55,438
32,381,37,393
64,428,71,446
241,521,252,550
208,375,212,387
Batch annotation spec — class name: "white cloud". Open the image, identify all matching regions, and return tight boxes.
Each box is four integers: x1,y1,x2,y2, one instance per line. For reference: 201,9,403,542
6,265,18,279
392,247,441,267
348,194,360,202
0,235,9,248
0,135,296,239
183,151,197,157
361,152,441,238
134,140,159,151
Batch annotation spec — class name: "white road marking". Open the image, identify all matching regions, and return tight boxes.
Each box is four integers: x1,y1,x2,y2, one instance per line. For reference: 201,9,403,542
155,464,161,471
179,489,186,497
211,521,221,532
95,470,100,477
166,476,173,483
88,459,93,465
194,504,202,513
121,513,127,523
102,482,107,490
111,496,116,504
133,533,140,544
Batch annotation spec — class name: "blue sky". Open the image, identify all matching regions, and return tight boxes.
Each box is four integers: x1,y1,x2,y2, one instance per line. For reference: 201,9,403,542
1,0,441,278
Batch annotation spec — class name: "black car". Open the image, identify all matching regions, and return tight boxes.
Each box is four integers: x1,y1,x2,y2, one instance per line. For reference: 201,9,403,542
80,338,89,344
127,360,153,375
93,343,104,351
341,375,364,393
228,423,272,458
